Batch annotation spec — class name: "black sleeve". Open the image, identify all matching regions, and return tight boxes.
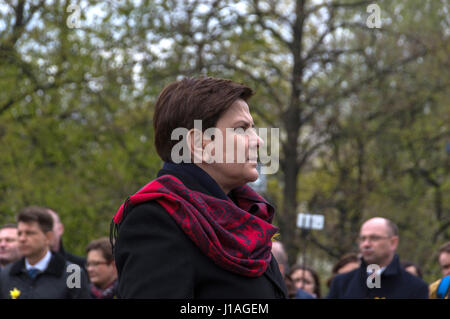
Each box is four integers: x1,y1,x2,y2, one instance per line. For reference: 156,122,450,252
0,273,4,299
326,275,340,299
411,281,429,299
115,202,195,298
73,267,91,299
65,262,91,299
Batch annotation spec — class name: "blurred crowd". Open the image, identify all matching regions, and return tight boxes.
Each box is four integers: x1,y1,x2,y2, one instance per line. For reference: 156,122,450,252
272,218,449,299
0,206,117,299
0,206,448,299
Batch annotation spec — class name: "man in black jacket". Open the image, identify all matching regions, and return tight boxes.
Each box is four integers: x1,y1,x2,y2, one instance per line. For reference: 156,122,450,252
327,217,428,299
0,206,89,299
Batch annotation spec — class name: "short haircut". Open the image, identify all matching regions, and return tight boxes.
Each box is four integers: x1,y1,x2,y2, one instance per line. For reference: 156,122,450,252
86,237,114,263
46,208,61,225
0,224,17,230
385,219,399,237
438,242,450,257
327,253,360,288
17,206,54,233
332,252,360,275
401,261,423,279
153,76,254,162
288,264,322,298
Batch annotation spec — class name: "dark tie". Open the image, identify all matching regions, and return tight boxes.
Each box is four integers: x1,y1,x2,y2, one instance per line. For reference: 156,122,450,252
28,268,39,279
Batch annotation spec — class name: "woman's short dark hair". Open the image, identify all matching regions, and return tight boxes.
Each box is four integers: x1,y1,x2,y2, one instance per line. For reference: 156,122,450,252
288,264,321,298
17,206,53,233
86,237,114,263
153,77,254,162
327,252,360,287
332,252,360,275
401,261,423,279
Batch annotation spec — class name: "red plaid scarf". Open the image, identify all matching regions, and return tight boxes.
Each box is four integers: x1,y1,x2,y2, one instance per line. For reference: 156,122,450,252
113,175,278,277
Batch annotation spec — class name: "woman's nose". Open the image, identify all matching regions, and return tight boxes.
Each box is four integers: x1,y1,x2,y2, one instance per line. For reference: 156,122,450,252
249,128,263,148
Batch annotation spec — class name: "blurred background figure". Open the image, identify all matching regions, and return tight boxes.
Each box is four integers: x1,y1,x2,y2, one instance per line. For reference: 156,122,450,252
289,264,321,298
327,252,360,288
429,242,450,299
401,261,423,279
0,224,21,271
327,217,428,299
272,240,313,299
0,206,89,298
86,237,118,299
46,208,86,269
437,242,450,278
271,241,288,277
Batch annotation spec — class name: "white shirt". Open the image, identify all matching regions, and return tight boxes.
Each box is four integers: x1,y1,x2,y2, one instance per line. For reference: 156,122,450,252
25,250,52,272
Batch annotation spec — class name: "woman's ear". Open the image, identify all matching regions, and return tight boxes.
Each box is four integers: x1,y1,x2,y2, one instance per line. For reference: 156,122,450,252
186,128,205,163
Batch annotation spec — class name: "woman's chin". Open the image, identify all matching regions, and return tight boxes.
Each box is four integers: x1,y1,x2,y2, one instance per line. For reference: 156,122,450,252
245,167,259,183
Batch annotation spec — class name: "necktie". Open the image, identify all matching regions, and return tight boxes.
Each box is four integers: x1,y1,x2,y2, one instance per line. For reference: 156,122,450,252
28,268,39,279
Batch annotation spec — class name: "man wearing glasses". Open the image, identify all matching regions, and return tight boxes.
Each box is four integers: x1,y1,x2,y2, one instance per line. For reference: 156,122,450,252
327,217,428,298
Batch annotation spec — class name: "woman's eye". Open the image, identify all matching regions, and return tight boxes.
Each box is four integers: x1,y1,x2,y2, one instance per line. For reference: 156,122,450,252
234,127,246,133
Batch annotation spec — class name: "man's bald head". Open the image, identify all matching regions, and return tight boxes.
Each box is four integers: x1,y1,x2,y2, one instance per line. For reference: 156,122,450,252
359,217,399,267
272,241,288,277
361,217,398,237
46,209,64,252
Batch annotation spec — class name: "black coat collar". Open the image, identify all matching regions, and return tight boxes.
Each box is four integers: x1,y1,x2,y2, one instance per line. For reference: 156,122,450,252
360,254,402,276
159,162,287,298
10,252,67,277
159,162,229,200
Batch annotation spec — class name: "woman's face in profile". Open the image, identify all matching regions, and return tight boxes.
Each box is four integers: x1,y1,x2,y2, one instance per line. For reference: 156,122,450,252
204,99,263,192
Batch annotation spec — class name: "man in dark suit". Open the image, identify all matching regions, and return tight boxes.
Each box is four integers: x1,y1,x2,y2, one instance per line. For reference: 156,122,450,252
0,206,89,299
327,217,428,299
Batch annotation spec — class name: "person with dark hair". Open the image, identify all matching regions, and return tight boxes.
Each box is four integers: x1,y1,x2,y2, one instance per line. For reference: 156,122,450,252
0,224,21,271
429,242,450,299
272,241,313,299
437,242,450,278
401,261,423,279
0,206,90,299
86,237,118,299
111,76,287,298
327,217,429,299
289,265,321,298
327,253,360,288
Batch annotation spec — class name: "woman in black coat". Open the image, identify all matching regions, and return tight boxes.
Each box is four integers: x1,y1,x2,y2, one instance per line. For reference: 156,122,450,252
111,77,287,299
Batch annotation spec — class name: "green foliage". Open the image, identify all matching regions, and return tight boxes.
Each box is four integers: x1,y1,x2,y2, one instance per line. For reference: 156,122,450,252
0,1,448,286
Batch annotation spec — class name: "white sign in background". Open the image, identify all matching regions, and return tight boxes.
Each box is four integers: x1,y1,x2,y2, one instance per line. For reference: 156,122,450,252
296,213,325,230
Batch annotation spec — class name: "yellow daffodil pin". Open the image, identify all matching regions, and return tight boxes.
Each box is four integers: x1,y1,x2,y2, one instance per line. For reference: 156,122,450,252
10,288,21,299
272,232,281,241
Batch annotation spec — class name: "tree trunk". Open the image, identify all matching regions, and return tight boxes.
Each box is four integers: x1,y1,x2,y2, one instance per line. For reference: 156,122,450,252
280,0,305,261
